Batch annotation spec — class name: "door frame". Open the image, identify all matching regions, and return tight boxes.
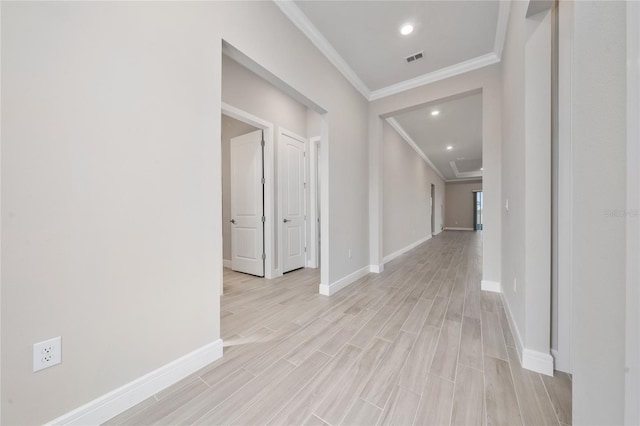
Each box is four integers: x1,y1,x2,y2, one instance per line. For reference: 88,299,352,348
222,102,276,284
278,127,308,275
430,183,436,236
308,136,321,268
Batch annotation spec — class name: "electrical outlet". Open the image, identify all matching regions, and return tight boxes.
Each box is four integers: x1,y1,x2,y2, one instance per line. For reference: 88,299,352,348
513,277,517,292
33,336,62,372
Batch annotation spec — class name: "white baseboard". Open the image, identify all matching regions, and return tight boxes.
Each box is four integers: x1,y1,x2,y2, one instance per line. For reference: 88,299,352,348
433,229,443,236
444,227,475,231
223,259,232,269
47,340,223,425
383,235,431,265
369,264,384,273
500,292,525,357
481,280,501,293
499,292,554,376
522,349,555,376
319,265,370,296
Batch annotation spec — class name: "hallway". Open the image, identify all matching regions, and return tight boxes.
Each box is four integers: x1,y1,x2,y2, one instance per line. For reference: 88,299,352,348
107,231,571,425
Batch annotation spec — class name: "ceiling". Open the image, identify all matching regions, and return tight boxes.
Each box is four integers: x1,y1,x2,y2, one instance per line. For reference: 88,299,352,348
275,1,500,181
390,92,483,181
294,1,500,93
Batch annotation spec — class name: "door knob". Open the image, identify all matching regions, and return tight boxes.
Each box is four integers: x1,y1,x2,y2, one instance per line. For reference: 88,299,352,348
230,219,236,224
283,218,291,223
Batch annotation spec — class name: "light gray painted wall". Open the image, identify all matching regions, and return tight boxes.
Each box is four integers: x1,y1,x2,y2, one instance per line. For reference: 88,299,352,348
1,2,369,424
445,180,482,229
221,116,259,262
625,3,640,423
501,0,528,348
500,1,553,362
223,56,307,138
570,2,627,423
382,122,444,258
369,64,502,286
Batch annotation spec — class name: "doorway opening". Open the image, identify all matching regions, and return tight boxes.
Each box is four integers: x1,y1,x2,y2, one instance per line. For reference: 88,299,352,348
220,42,327,302
473,190,484,231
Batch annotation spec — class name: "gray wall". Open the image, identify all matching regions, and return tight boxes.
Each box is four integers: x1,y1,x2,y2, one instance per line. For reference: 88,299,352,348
382,122,445,258
1,2,370,424
445,180,482,229
570,1,628,423
500,0,553,362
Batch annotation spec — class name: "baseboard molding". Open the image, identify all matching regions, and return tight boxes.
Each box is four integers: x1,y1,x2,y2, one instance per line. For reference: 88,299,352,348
433,229,443,236
369,264,384,273
499,293,554,376
500,292,525,359
223,259,232,269
550,349,571,374
522,349,555,376
481,280,501,293
47,340,223,425
319,265,370,296
383,235,431,265
444,227,475,231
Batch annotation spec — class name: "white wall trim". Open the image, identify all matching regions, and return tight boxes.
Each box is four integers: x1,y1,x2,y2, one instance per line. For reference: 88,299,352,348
223,259,232,269
499,292,553,376
46,340,223,426
385,118,447,181
522,348,555,376
273,1,370,99
500,292,525,358
481,279,501,292
494,0,512,59
445,227,475,231
308,136,321,269
369,53,500,101
319,265,370,296
369,264,384,274
383,235,431,265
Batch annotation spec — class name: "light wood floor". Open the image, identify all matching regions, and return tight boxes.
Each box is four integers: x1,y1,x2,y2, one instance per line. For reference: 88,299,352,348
106,231,572,426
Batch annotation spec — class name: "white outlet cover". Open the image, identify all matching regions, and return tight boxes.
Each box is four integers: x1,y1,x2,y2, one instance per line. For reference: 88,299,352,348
33,336,62,372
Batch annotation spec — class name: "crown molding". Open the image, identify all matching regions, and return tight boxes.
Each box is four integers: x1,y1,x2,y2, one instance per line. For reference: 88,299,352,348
386,118,447,181
445,177,484,183
494,0,512,59
274,0,508,102
450,160,483,179
273,1,371,99
368,53,500,101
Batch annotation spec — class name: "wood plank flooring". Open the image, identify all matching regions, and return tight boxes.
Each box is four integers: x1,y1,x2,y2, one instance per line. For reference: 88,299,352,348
105,231,572,426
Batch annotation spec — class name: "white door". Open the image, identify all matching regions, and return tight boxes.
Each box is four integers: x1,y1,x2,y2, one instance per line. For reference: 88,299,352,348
281,133,306,273
230,130,264,277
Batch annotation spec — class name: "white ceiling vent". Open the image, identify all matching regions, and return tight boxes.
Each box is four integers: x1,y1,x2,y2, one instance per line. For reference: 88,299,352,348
405,51,424,63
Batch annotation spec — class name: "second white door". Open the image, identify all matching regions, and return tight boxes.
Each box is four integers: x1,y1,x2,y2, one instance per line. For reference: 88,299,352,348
280,132,306,273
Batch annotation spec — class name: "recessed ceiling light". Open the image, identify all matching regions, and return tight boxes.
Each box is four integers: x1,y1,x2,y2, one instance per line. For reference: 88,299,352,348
481,167,484,171
400,24,414,35
431,110,440,116
446,145,453,150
